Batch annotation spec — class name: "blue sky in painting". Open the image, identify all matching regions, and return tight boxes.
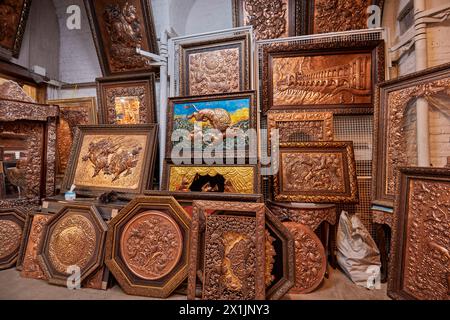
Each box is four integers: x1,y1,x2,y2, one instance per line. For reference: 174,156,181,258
174,98,250,116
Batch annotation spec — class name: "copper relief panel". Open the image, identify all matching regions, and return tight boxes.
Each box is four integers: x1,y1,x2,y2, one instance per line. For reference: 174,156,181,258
0,0,31,57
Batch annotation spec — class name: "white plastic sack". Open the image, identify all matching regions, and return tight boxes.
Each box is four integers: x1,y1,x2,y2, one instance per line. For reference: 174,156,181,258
336,211,381,289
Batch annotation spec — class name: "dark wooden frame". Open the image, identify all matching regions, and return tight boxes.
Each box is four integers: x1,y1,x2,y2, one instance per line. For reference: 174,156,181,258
388,167,450,300
179,34,251,96
273,141,359,203
105,196,191,298
61,124,158,196
372,62,450,208
0,0,31,58
0,207,26,270
84,0,158,76
166,90,257,159
96,73,157,125
144,190,264,204
260,39,385,114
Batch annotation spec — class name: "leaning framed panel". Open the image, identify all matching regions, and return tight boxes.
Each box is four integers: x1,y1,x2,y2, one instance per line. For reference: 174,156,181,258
61,124,158,196
178,34,251,96
273,141,358,203
166,91,257,159
187,200,266,300
105,196,191,298
260,37,385,114
0,0,31,58
0,208,26,270
388,167,450,300
96,73,157,125
37,204,107,286
372,62,450,207
84,0,159,76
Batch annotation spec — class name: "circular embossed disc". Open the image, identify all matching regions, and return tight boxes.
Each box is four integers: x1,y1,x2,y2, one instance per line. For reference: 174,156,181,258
48,214,97,274
120,210,183,280
0,220,23,259
283,222,326,294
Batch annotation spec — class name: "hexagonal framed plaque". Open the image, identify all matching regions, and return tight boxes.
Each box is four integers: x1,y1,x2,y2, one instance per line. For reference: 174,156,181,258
0,208,26,270
37,204,107,286
105,196,191,298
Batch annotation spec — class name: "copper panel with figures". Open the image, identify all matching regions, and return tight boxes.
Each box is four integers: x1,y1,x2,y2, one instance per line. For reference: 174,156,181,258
274,141,358,203
0,208,25,270
388,167,450,300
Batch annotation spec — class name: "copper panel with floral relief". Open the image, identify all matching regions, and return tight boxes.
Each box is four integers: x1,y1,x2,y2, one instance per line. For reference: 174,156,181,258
0,0,31,57
105,196,191,298
0,207,25,269
179,35,251,96
84,0,158,76
37,204,107,286
274,141,358,203
96,74,157,125
388,167,450,300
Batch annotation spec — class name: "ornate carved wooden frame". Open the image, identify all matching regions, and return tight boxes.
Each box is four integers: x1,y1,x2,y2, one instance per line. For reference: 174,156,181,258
61,124,158,196
388,167,450,300
372,62,450,208
37,204,107,286
0,0,31,58
260,39,385,114
166,90,257,159
0,208,26,270
105,196,191,298
187,200,266,300
96,73,157,125
144,190,264,204
161,161,261,195
273,141,359,203
178,34,251,96
84,0,159,76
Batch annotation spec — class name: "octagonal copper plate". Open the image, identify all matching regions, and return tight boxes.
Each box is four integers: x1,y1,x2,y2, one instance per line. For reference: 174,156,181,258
283,222,326,294
0,208,26,270
120,210,183,280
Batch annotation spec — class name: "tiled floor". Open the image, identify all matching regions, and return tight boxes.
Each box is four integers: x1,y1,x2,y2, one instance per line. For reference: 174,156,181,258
0,267,389,300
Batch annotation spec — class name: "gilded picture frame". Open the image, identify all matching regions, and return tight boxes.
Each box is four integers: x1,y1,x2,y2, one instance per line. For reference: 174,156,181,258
0,0,31,58
84,0,159,76
372,62,450,208
260,38,385,114
273,141,359,203
61,124,158,196
179,34,251,96
388,167,450,300
96,73,157,125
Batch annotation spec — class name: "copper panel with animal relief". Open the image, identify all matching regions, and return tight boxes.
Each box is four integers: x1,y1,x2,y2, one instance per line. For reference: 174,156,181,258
179,35,251,96
388,167,450,300
84,0,158,76
0,0,31,57
0,207,25,270
61,124,158,196
274,141,359,203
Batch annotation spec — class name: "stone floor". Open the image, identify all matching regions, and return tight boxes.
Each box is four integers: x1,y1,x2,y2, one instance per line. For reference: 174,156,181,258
0,267,389,300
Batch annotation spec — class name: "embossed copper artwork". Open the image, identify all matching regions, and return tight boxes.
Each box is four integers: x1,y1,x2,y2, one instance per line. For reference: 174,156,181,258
20,213,52,279
84,0,158,75
388,167,450,300
260,38,384,114
120,210,183,280
163,163,260,195
96,73,157,124
267,111,333,144
187,201,266,300
37,204,107,286
61,124,158,196
0,0,30,57
179,35,251,96
105,196,191,298
0,208,26,270
274,141,358,203
283,222,326,294
373,63,450,207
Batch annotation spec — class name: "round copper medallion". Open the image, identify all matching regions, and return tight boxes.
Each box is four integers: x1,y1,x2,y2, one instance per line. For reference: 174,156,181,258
48,214,97,274
0,220,23,259
283,222,326,294
120,210,183,280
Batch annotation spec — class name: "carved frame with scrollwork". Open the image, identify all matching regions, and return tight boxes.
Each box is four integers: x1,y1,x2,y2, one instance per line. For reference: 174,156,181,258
0,208,26,270
0,0,31,58
388,167,450,300
96,73,157,125
273,141,359,203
